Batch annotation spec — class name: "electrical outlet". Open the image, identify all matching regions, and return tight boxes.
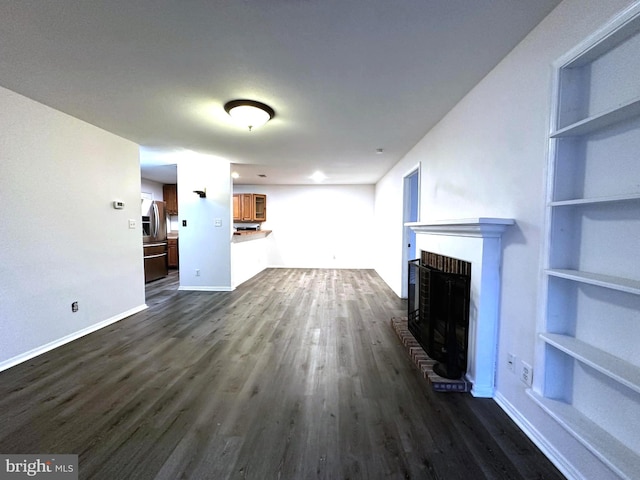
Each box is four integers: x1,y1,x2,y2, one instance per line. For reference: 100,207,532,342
214,218,222,227
507,353,516,373
521,361,533,386
128,219,136,229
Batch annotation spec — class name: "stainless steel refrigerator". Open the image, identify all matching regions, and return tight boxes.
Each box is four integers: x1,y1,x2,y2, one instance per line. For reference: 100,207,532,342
141,199,168,283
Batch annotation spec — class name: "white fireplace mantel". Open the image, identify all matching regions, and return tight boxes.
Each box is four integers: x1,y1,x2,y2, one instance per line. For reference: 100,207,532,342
406,217,514,238
407,217,514,397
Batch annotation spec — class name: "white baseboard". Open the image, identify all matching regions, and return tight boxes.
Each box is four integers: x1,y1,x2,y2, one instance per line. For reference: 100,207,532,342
470,384,494,398
494,391,582,480
0,304,148,373
178,286,234,292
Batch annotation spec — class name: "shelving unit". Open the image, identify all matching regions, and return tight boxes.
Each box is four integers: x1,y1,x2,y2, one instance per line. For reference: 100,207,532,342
528,391,640,480
530,6,640,479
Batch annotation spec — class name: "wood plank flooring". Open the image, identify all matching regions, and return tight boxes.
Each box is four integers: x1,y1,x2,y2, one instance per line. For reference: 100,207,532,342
0,269,564,479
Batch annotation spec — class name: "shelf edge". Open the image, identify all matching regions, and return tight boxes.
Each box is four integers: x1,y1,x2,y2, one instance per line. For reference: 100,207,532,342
546,269,640,295
549,193,640,207
527,390,640,480
550,97,640,138
540,332,640,395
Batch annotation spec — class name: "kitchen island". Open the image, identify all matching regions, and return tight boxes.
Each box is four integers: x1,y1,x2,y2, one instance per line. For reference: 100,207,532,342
231,230,272,287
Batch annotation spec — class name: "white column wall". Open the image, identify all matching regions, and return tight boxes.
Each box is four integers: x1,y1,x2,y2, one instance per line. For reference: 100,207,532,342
177,153,232,291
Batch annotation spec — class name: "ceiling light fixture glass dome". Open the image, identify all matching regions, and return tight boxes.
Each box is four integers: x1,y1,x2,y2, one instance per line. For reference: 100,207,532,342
224,99,275,131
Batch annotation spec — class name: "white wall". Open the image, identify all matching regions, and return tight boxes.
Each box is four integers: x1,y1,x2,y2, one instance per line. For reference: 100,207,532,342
231,235,269,288
0,85,145,369
177,153,232,290
374,1,636,479
140,178,164,201
234,184,375,269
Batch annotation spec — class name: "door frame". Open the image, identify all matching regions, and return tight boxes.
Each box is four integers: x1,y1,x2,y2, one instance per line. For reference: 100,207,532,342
401,163,420,298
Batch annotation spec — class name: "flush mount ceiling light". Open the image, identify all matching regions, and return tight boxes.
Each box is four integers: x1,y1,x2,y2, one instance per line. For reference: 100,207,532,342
310,171,327,182
224,99,275,131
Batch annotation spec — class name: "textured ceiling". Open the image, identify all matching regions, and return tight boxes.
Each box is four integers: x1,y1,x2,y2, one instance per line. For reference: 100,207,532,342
0,0,560,184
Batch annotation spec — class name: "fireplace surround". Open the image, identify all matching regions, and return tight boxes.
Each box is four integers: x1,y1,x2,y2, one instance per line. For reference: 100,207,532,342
407,218,514,397
408,253,471,380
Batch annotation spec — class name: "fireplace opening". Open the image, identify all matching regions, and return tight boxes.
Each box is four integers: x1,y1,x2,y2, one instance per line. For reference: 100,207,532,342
408,252,471,379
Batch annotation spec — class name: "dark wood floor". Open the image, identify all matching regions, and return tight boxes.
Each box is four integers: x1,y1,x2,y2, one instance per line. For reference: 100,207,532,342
0,269,564,479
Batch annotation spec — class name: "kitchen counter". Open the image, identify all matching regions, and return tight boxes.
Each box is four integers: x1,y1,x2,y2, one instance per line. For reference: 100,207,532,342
233,230,271,237
231,230,271,245
231,231,270,287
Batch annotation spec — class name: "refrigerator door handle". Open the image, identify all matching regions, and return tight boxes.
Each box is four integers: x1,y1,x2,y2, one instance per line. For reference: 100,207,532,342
153,202,159,238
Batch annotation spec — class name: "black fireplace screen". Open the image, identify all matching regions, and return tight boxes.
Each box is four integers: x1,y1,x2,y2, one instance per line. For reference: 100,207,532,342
408,256,470,379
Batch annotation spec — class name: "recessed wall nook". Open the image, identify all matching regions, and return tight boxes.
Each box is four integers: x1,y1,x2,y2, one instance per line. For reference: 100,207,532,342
532,6,640,479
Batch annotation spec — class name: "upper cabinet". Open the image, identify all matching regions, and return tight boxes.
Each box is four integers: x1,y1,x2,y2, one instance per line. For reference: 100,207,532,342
233,193,267,222
163,184,178,215
253,194,266,221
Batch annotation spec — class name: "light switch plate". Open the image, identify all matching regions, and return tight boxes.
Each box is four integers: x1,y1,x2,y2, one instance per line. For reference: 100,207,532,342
507,353,516,373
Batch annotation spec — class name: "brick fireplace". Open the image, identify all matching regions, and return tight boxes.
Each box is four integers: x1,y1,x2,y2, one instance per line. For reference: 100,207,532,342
407,218,514,397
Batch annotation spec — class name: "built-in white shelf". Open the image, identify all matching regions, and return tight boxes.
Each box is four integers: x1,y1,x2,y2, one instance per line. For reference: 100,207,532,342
564,12,640,68
546,269,640,295
540,332,640,395
539,6,640,477
551,96,640,138
527,390,640,480
549,193,640,207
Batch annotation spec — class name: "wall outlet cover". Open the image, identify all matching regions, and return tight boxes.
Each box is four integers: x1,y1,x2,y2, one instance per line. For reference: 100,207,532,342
521,361,533,386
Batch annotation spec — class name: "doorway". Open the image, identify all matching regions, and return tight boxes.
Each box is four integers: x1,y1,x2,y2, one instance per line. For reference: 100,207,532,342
401,165,420,298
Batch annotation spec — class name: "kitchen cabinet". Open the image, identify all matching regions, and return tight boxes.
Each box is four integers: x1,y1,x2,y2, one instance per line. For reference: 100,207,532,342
233,194,267,222
253,194,266,221
163,184,178,215
143,242,168,283
232,194,241,221
167,238,178,268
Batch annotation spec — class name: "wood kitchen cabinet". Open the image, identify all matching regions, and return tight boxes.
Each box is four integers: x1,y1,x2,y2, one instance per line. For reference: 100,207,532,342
233,194,267,222
232,194,241,221
167,238,178,268
163,184,178,215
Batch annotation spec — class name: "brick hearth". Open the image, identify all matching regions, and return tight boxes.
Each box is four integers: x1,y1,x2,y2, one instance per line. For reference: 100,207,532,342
391,317,471,393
